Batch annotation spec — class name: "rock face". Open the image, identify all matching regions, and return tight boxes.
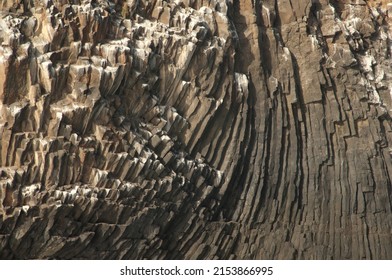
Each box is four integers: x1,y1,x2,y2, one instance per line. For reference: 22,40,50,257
0,0,392,259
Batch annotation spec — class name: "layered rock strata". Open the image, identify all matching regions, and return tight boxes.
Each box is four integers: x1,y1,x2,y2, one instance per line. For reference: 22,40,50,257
0,0,392,259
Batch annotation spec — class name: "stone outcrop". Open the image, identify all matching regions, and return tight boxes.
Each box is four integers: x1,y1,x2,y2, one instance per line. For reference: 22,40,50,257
0,0,392,259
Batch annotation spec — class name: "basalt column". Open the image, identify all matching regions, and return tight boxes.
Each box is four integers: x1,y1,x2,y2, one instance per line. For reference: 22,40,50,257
0,0,392,259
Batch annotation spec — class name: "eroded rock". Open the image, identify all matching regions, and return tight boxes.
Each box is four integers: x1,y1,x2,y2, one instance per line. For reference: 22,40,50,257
0,0,392,260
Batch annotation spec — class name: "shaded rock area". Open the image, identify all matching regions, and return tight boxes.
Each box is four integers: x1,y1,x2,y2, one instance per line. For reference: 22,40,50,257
0,0,392,259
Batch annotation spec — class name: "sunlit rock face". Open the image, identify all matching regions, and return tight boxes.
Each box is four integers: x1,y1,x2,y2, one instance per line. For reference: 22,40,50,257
0,0,392,259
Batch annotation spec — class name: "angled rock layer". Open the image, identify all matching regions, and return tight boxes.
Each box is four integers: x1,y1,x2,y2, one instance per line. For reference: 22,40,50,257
0,0,392,259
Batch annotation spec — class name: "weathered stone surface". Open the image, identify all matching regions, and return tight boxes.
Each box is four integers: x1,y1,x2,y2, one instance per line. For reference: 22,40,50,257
0,0,392,259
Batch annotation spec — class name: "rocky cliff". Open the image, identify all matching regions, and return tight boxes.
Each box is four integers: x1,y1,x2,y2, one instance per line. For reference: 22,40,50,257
0,0,392,259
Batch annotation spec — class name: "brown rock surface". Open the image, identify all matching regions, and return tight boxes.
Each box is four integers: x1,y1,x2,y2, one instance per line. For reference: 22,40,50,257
0,0,392,259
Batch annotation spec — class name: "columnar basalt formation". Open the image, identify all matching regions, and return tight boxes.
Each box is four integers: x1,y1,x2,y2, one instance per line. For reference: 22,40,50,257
0,0,392,259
